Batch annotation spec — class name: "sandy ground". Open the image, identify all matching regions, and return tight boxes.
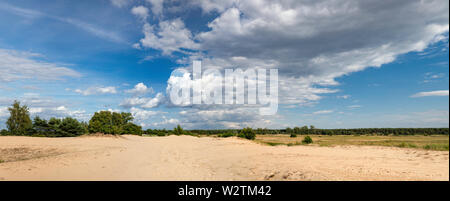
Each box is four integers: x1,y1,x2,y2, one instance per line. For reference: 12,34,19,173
0,135,448,181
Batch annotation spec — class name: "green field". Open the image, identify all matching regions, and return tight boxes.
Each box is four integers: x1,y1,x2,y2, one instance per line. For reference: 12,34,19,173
254,134,449,151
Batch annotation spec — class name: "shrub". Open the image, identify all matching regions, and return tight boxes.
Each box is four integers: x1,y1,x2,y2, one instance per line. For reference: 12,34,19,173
173,125,184,135
218,132,235,138
302,136,313,144
290,133,297,138
238,127,256,140
0,129,9,136
122,123,142,135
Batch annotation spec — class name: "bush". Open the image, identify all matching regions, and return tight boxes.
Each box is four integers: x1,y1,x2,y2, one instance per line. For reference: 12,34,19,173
302,136,313,144
173,125,184,135
290,133,297,138
0,129,10,136
122,123,142,135
238,127,256,140
218,132,235,138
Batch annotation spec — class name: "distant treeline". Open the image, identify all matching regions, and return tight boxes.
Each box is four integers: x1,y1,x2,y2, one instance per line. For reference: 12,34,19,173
1,101,448,137
188,127,449,136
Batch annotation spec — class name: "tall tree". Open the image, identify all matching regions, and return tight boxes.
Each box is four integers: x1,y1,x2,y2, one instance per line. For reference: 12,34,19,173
6,100,32,135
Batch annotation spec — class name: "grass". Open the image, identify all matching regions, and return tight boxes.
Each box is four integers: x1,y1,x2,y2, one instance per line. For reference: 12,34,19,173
255,134,449,151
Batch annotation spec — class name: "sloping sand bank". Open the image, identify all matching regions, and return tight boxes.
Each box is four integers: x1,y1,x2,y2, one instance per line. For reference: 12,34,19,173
0,135,448,181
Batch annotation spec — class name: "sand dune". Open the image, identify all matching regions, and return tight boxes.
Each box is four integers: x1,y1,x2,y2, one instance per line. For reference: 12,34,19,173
0,135,448,181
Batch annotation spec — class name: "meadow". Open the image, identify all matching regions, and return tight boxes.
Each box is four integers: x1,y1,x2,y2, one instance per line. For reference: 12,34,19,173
253,134,449,151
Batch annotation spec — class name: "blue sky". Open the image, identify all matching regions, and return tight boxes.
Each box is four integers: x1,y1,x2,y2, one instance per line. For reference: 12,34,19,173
0,0,448,129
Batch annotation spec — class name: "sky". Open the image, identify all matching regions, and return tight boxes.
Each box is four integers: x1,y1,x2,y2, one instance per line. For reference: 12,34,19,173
0,0,449,129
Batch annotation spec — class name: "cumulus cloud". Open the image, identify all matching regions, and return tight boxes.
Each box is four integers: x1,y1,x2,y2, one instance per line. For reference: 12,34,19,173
74,86,117,96
120,92,164,108
146,0,164,16
0,49,81,82
136,19,200,55
128,0,449,128
130,107,159,120
411,90,449,98
125,83,154,95
131,5,149,21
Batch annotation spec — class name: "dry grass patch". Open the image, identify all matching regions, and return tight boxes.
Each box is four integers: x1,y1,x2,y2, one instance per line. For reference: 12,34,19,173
0,147,64,163
255,134,449,151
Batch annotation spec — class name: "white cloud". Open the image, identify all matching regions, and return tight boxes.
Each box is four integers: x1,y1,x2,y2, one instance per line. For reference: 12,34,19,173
0,49,81,82
137,19,199,55
313,110,334,115
74,86,117,96
146,0,164,16
190,0,448,106
0,107,8,117
126,0,449,128
423,72,446,83
125,82,154,95
130,107,159,120
120,92,164,108
131,5,149,21
411,90,449,98
347,105,361,109
152,117,180,127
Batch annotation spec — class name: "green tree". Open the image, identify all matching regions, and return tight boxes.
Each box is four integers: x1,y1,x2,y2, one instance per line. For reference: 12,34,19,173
88,111,140,135
59,117,85,137
48,117,63,136
286,127,293,134
32,116,50,135
238,127,256,140
6,101,32,135
173,124,184,135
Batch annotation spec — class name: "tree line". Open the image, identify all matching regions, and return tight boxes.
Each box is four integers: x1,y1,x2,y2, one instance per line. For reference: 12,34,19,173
190,127,448,136
1,101,142,137
1,101,448,137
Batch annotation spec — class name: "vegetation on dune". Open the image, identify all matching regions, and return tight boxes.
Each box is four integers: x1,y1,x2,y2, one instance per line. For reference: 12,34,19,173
88,111,141,135
238,127,256,140
255,135,449,151
0,100,449,151
189,127,449,136
6,101,32,136
1,100,142,137
302,136,313,144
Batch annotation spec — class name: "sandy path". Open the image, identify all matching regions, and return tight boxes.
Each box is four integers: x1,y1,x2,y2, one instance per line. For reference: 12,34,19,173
0,135,448,181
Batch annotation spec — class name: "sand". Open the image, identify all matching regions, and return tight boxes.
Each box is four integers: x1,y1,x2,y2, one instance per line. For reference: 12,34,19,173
0,135,448,181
